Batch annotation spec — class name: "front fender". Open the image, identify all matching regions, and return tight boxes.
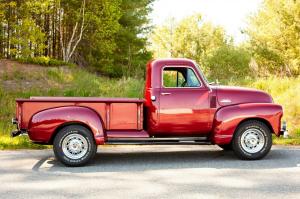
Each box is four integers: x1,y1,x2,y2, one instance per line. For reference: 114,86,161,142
212,103,283,145
28,106,105,144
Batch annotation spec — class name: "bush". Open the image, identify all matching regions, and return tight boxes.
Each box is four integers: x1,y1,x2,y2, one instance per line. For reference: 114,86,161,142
204,45,252,81
15,56,68,66
227,76,300,136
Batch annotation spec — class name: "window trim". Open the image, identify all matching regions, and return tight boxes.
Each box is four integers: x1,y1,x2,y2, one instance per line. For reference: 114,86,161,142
161,65,202,89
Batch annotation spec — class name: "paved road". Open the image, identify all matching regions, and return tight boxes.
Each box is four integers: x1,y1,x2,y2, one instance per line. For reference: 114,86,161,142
0,145,300,199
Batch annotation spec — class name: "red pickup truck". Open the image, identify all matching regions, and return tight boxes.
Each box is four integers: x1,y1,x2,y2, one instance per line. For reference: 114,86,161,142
11,58,286,166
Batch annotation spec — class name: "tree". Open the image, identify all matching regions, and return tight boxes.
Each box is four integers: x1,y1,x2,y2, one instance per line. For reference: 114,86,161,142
149,14,253,81
246,0,300,76
76,0,121,68
0,0,153,77
110,0,153,77
11,18,45,57
203,45,251,81
149,14,230,73
59,0,86,62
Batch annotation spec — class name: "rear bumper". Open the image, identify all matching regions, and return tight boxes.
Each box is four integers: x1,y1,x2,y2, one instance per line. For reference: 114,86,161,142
11,118,27,137
11,130,23,137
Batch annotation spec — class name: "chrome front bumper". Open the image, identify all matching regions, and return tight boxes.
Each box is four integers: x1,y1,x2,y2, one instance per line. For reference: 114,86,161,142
280,121,289,138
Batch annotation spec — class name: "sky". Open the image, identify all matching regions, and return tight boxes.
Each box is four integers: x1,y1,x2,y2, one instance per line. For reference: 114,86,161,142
150,0,263,43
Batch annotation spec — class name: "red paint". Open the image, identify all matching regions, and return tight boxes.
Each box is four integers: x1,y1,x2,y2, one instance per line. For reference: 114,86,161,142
28,106,105,144
212,103,283,145
13,58,284,146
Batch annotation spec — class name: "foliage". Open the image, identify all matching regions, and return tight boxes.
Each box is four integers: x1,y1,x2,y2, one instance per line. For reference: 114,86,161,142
16,56,68,66
150,0,300,79
273,137,300,146
150,15,229,67
150,14,251,80
224,76,300,136
0,0,153,77
11,18,46,57
246,0,300,76
90,0,153,77
76,0,121,68
203,45,251,81
1,60,300,148
0,61,144,149
1,0,300,149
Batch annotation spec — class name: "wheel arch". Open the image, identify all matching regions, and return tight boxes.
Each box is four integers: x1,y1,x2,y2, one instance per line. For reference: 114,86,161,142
48,122,96,144
212,103,282,145
28,106,106,145
235,117,274,135
231,117,273,160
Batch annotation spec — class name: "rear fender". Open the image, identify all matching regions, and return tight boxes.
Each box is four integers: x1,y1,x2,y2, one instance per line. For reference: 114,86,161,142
28,106,105,144
212,103,283,145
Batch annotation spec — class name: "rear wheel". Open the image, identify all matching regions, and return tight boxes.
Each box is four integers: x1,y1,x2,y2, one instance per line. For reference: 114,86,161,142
232,120,272,160
53,125,97,166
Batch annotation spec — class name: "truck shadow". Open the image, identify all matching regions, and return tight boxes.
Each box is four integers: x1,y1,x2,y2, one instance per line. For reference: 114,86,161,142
34,146,300,173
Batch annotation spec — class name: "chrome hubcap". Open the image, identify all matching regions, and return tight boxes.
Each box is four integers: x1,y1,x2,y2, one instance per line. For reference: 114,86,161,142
62,133,88,159
241,128,265,153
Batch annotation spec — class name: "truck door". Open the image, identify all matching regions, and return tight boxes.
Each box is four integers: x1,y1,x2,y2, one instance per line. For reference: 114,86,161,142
158,66,211,136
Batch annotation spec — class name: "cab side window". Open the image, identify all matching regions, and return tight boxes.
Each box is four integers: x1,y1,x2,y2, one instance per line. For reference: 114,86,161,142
163,67,201,88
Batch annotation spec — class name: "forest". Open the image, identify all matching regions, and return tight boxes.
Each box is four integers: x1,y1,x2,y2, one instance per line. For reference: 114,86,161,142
0,0,153,77
0,0,299,78
0,0,299,147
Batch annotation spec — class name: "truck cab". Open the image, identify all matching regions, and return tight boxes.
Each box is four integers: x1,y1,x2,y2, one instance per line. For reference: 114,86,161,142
144,59,214,137
11,58,286,166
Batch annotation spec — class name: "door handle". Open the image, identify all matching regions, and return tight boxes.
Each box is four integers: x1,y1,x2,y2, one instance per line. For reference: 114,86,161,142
161,92,171,96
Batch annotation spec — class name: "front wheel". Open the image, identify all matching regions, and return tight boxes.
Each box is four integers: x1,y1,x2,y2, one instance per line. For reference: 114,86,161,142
53,125,97,166
232,120,272,160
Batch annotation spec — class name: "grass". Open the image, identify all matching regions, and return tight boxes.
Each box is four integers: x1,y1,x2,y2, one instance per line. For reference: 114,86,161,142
273,137,300,145
224,76,300,138
222,76,300,145
0,60,144,149
0,60,299,148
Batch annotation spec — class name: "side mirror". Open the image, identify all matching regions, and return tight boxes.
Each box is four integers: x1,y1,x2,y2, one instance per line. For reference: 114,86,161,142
208,79,219,85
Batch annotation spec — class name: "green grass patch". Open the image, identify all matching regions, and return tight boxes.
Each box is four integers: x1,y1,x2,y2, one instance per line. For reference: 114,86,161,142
273,137,300,145
1,60,300,149
224,76,300,137
0,135,48,150
0,62,144,149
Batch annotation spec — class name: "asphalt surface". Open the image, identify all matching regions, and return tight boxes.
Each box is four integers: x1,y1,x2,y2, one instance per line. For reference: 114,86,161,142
0,145,300,199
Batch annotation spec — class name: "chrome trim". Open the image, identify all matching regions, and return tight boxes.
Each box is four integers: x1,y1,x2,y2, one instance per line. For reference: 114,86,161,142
214,134,233,138
62,133,88,160
240,128,265,154
220,99,232,103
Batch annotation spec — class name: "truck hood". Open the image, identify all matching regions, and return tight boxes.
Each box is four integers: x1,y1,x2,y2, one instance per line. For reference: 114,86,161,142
211,85,273,107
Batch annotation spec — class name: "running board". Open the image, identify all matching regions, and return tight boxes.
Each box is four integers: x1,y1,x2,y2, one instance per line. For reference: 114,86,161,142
106,137,211,145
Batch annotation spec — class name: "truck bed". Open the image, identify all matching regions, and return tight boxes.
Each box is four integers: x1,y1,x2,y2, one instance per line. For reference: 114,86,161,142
16,97,144,131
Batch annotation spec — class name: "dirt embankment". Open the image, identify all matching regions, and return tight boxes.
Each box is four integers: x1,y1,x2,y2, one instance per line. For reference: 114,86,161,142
0,59,66,91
